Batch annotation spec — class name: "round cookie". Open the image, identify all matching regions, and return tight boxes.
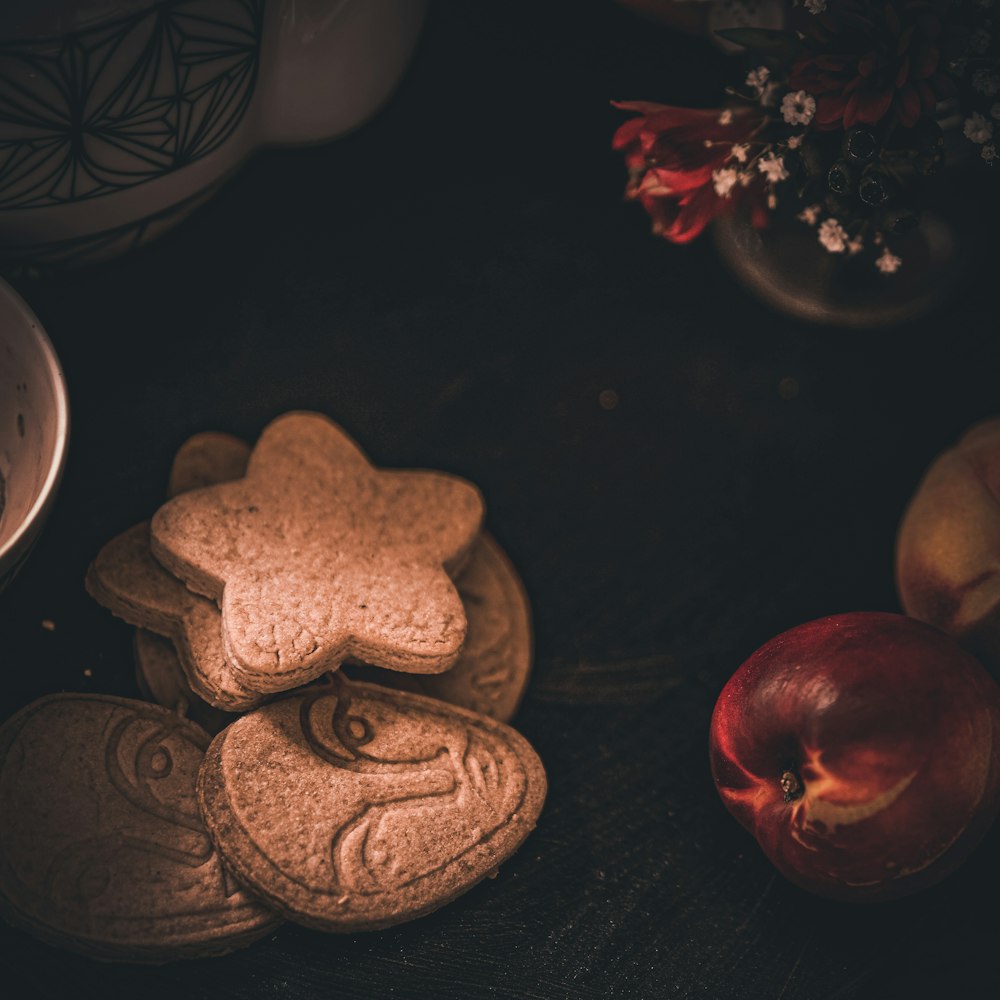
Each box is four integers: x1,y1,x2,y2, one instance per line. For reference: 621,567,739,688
86,524,267,712
134,630,234,736
167,432,252,499
197,677,547,932
0,695,280,962
345,533,533,722
86,431,266,713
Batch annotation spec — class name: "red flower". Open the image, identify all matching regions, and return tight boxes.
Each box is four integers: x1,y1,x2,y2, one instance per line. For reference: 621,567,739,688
788,0,956,130
612,102,768,244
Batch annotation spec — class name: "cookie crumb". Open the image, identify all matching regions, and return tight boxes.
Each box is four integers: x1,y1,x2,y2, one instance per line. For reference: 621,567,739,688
778,377,800,400
40,619,55,632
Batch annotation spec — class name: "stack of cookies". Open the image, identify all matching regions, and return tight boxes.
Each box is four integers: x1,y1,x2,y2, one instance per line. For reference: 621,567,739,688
0,413,546,962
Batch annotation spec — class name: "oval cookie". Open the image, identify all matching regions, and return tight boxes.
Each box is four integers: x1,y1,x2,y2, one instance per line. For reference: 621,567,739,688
0,695,279,962
197,677,546,931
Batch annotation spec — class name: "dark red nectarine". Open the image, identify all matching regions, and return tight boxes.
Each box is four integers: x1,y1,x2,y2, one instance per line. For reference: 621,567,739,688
710,612,1000,901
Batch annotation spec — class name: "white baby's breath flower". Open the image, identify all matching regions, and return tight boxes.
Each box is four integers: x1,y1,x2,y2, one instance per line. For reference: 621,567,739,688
746,66,770,93
712,168,739,198
786,134,804,149
973,69,1000,96
983,143,998,163
818,218,849,253
965,112,994,143
718,108,734,126
797,203,822,226
781,90,816,126
876,248,902,274
731,143,750,163
757,151,789,183
847,236,864,256
805,0,827,12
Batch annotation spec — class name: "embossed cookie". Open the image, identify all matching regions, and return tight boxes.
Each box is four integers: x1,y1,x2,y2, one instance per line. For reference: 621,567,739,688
150,412,484,690
197,677,547,931
0,695,280,962
134,630,232,736
346,533,533,722
85,524,266,712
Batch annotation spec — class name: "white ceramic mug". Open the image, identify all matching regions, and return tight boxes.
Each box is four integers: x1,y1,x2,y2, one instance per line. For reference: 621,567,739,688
0,0,427,268
0,279,69,593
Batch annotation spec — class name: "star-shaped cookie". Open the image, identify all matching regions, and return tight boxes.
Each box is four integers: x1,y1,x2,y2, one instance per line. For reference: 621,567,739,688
150,413,484,690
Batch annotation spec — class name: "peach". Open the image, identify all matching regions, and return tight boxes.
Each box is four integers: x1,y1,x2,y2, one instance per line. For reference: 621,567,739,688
896,418,1000,670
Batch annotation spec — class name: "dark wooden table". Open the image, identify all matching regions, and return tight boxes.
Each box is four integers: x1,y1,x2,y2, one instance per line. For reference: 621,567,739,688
2,3,999,997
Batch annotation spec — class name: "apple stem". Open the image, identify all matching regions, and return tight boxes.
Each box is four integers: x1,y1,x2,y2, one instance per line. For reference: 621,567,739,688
780,769,803,803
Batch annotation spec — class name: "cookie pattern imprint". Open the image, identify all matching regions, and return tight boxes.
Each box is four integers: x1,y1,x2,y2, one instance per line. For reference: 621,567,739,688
0,695,278,962
198,677,546,931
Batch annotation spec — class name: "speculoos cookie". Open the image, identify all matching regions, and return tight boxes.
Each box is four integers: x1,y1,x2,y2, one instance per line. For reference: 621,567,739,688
86,430,265,712
150,412,484,690
0,695,279,962
130,529,533,726
167,432,251,499
346,533,532,722
85,523,266,712
134,424,529,720
197,676,546,931
133,629,233,735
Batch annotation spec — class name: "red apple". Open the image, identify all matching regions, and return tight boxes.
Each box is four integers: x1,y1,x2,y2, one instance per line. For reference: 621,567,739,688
896,418,1000,671
709,612,1000,901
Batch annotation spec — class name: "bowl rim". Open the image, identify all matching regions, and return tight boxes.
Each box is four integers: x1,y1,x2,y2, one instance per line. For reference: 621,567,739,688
0,279,70,566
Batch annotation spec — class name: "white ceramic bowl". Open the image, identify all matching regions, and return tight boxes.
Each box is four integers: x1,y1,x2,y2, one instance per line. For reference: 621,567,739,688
0,279,69,592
